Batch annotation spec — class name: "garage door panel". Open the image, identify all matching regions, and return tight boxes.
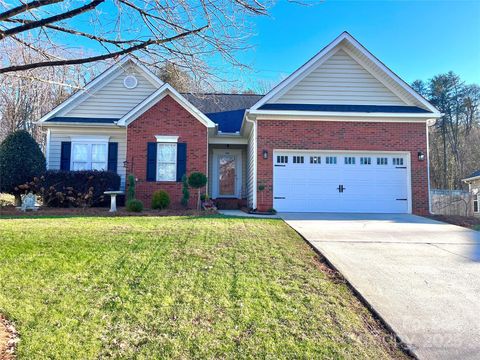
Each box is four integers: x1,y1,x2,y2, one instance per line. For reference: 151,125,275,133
273,151,409,213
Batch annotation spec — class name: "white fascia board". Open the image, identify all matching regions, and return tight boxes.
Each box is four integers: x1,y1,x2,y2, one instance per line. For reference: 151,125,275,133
118,84,216,128
463,175,480,183
39,122,120,128
250,32,440,114
249,109,441,121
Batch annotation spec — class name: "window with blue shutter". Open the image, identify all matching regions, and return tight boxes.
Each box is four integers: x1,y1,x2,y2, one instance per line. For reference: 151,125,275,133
107,142,118,173
60,142,71,170
146,142,157,181
176,143,187,182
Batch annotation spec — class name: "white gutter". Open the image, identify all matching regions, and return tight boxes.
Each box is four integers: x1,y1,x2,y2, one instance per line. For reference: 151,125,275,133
463,175,480,183
249,109,443,119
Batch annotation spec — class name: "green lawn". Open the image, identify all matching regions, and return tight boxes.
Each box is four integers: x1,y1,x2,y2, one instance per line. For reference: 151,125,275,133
0,216,406,359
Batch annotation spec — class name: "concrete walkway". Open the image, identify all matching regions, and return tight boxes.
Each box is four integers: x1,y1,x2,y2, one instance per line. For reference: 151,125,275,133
218,209,280,218
281,213,480,360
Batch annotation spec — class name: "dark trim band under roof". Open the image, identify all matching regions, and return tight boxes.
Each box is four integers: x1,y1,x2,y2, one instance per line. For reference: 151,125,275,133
466,170,480,179
46,117,119,124
258,103,432,113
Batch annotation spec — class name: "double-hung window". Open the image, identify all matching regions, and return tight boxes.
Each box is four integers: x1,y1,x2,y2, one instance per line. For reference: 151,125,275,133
157,143,177,181
71,137,108,171
474,194,479,213
155,136,179,182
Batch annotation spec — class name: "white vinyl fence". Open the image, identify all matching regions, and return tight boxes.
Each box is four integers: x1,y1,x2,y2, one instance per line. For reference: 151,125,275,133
430,189,473,216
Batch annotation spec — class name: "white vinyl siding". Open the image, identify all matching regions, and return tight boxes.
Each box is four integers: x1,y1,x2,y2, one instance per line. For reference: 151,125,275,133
275,49,406,106
60,68,157,119
48,127,127,188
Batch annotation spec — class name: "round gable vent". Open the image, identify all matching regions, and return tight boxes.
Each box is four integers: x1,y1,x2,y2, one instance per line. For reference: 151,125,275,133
123,75,138,89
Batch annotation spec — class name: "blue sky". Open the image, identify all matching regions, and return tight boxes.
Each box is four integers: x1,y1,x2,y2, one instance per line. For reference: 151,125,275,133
67,0,480,90
231,0,480,90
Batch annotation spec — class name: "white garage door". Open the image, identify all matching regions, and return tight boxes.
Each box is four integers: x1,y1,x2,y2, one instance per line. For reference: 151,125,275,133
273,151,410,213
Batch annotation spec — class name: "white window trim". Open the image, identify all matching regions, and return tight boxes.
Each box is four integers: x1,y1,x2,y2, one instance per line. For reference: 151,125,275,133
474,194,479,213
70,135,110,142
155,135,179,143
155,135,179,182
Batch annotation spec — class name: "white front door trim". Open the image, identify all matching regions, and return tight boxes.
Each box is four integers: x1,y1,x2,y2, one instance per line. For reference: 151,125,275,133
212,149,242,199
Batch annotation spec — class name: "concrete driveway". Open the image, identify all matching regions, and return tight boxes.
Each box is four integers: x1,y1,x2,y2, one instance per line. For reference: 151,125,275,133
281,213,480,360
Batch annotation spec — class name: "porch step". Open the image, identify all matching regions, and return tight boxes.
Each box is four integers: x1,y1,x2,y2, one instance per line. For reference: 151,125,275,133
214,198,246,210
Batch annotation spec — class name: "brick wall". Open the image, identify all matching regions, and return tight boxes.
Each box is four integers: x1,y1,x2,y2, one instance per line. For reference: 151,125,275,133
126,95,208,208
255,120,429,215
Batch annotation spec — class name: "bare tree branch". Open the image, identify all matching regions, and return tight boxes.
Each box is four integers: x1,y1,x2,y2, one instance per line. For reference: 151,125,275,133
0,25,208,73
5,18,139,45
0,0,105,40
0,0,63,22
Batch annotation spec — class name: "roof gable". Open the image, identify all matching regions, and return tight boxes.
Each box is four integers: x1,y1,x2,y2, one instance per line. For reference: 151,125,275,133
38,57,163,123
276,48,406,106
251,32,440,115
117,84,216,128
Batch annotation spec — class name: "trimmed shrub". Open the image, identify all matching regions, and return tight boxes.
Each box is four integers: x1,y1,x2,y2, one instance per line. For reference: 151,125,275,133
0,130,46,202
181,174,190,207
126,199,144,212
188,172,208,210
17,170,120,207
151,190,170,210
127,174,136,202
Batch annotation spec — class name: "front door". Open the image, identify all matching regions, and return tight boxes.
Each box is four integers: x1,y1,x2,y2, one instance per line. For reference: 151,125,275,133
213,149,242,198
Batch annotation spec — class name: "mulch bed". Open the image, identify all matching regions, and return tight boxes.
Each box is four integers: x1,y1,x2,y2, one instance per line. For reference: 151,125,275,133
0,205,216,218
0,315,18,360
427,214,480,229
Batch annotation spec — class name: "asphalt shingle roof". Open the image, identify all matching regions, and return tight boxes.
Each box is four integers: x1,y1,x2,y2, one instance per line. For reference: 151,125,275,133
183,93,263,132
466,170,480,179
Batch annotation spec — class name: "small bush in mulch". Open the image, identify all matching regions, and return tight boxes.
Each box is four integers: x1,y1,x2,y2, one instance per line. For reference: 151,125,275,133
428,214,480,229
126,199,144,213
151,190,170,210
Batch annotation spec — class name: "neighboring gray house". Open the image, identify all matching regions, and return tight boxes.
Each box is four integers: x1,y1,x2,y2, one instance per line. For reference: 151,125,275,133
463,170,480,217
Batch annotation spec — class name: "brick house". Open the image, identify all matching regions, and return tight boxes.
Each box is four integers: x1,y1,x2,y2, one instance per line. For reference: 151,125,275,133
37,32,441,214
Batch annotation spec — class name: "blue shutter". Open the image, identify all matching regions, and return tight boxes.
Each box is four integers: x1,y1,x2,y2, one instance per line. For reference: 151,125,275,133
146,142,157,181
176,143,187,182
60,142,71,171
107,142,118,173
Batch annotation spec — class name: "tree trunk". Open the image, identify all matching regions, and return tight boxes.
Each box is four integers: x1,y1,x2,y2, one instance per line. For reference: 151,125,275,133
197,189,201,211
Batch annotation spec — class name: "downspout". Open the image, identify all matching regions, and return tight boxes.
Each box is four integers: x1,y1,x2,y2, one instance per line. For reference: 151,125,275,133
45,127,51,169
426,118,436,214
245,113,257,210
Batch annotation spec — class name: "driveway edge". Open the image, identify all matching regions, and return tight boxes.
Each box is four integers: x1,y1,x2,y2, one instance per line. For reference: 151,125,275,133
284,221,418,359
